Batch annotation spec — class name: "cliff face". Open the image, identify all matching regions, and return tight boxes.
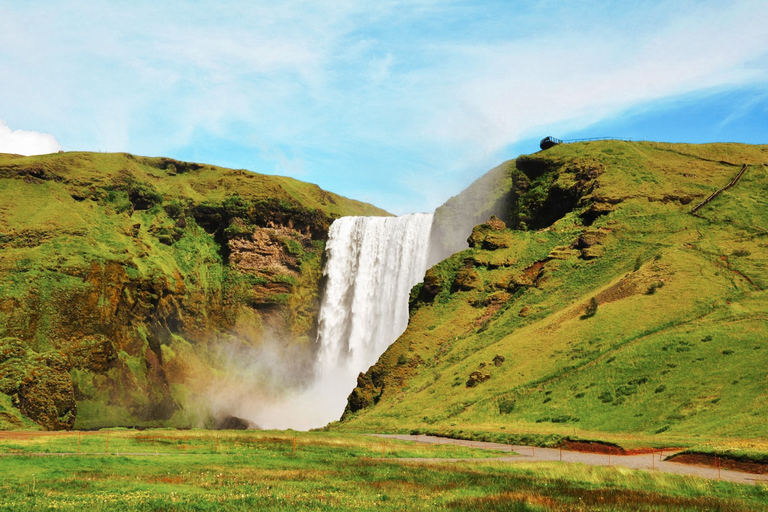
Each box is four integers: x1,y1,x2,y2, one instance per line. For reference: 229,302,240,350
340,141,768,439
0,151,387,430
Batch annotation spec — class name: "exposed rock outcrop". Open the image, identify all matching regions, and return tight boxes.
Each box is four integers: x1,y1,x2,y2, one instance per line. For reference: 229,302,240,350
0,151,387,430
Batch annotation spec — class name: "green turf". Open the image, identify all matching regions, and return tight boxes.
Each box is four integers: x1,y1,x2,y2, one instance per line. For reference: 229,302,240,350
0,430,766,511
340,141,768,452
0,151,387,430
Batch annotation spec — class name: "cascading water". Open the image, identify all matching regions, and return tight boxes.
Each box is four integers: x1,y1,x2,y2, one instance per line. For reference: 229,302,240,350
316,213,434,374
222,213,434,430
305,213,434,425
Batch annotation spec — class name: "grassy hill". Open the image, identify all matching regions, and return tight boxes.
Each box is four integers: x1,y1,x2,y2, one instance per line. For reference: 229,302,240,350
338,140,768,446
0,151,387,430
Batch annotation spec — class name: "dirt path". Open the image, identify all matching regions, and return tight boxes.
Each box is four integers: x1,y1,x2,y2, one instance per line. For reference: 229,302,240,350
372,434,768,486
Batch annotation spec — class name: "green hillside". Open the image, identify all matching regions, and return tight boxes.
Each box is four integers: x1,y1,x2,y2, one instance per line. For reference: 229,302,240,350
339,141,768,446
0,151,387,430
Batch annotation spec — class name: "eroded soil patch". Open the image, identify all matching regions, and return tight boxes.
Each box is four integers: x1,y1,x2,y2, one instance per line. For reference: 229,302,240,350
669,453,768,475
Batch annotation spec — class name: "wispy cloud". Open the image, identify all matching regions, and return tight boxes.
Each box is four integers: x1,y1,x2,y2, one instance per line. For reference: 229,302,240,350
1,1,766,212
420,1,768,157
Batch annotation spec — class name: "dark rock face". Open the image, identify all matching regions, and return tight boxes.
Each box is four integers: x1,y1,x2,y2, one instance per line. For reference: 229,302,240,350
0,151,386,430
216,415,259,430
0,338,76,430
512,156,603,230
570,230,608,259
467,216,509,249
346,373,377,414
453,265,482,291
418,269,442,302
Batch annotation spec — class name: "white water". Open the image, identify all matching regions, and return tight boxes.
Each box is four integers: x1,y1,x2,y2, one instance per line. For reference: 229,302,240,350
310,213,434,424
316,213,434,373
237,213,434,430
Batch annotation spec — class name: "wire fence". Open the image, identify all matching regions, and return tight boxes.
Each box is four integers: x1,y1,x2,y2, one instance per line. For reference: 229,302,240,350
540,136,639,150
561,136,637,143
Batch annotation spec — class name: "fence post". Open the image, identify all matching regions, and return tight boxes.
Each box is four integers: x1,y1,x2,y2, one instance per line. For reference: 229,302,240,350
717,453,721,480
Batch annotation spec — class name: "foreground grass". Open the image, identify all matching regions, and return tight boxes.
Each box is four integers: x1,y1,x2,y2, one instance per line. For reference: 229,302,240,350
1,430,768,511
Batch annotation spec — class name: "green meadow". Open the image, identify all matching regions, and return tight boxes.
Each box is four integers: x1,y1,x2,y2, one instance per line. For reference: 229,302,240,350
1,430,768,511
340,141,768,457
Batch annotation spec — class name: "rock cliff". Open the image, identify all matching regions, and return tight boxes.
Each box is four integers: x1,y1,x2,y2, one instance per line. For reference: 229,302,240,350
0,151,387,429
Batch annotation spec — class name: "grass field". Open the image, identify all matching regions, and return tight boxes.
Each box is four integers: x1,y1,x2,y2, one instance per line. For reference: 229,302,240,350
341,141,768,453
1,429,768,511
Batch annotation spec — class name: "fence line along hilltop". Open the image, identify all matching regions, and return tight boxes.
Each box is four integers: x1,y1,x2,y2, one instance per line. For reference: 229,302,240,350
540,136,639,150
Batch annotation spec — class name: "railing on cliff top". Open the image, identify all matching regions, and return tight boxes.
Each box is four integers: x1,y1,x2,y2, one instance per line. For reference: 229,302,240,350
540,136,637,150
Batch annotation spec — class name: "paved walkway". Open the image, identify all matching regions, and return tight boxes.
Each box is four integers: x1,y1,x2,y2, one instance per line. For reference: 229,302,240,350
372,434,768,486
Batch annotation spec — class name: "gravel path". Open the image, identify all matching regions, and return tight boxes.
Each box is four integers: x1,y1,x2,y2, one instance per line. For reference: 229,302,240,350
372,434,768,486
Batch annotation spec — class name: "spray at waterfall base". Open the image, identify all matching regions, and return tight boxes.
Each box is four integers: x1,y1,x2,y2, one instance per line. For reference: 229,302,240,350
204,213,435,430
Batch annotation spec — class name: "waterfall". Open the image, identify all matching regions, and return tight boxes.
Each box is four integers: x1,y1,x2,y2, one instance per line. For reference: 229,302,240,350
229,213,433,430
316,213,434,375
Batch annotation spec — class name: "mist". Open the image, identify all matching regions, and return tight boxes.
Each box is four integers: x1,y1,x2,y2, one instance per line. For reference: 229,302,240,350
199,163,514,430
201,330,322,430
201,213,435,430
428,159,515,266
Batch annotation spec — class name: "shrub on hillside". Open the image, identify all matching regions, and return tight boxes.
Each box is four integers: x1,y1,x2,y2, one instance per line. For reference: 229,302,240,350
581,297,598,319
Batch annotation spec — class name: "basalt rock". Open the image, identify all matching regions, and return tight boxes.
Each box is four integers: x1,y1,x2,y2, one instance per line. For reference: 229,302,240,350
0,151,387,430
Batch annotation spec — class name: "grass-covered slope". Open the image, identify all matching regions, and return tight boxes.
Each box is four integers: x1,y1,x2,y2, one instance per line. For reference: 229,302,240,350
339,141,768,443
0,151,387,430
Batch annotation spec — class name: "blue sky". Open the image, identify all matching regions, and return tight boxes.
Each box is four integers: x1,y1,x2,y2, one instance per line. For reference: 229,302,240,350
1,1,767,214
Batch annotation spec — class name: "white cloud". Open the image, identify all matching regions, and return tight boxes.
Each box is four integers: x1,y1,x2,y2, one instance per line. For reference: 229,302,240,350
421,1,768,159
1,1,767,212
0,119,62,156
